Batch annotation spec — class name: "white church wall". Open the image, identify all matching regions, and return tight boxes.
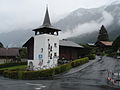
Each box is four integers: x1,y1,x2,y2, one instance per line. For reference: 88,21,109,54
31,34,59,70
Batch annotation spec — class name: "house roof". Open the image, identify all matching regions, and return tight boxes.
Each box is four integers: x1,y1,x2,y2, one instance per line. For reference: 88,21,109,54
0,48,19,57
59,39,83,48
23,38,83,48
23,37,34,47
99,41,113,46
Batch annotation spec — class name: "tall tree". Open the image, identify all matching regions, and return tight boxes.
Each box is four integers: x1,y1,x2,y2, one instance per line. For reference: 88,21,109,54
97,25,109,41
112,35,120,51
0,42,4,48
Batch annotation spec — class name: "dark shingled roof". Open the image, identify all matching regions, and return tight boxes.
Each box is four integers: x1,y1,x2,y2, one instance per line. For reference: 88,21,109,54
23,37,34,47
0,48,19,57
59,40,83,48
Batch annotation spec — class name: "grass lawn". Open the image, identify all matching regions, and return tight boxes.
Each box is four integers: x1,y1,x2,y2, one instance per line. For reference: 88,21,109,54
0,65,27,71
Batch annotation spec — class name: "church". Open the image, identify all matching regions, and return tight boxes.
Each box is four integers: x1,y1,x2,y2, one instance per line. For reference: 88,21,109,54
23,7,83,70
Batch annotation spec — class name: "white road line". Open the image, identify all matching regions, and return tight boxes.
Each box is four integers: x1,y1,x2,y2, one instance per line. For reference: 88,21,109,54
26,83,46,90
35,88,41,90
26,83,42,86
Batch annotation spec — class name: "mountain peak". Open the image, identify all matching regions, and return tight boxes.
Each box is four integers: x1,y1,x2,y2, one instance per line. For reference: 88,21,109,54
106,0,120,6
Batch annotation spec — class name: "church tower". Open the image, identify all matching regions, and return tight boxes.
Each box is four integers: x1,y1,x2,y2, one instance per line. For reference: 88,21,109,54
33,7,60,36
27,7,61,70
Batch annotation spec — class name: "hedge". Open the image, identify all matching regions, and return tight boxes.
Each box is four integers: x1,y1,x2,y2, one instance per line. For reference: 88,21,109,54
86,54,96,60
54,63,72,74
17,64,72,80
3,70,18,79
0,70,4,75
0,62,27,68
71,57,89,67
2,57,89,80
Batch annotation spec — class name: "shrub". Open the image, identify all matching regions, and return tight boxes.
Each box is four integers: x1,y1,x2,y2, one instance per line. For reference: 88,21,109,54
54,63,72,74
19,71,39,80
38,68,55,77
3,70,18,79
86,54,96,60
0,70,4,75
71,57,89,67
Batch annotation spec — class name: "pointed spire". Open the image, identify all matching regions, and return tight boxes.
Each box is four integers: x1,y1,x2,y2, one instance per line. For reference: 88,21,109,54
32,5,61,35
42,6,51,26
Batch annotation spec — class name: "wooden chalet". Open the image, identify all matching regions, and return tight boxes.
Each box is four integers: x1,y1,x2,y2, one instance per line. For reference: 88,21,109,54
95,41,113,52
95,41,113,48
59,39,84,60
0,48,20,63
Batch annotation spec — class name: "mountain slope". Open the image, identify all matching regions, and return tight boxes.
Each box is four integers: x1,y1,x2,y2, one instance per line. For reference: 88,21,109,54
56,3,120,43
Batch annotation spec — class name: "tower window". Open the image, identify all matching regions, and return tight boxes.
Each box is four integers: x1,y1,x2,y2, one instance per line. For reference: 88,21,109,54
50,53,52,59
50,46,52,51
48,44,50,49
54,53,57,56
41,48,43,53
48,51,50,57
54,43,57,48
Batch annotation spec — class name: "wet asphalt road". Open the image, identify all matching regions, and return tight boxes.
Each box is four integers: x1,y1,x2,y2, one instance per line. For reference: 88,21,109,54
0,56,120,90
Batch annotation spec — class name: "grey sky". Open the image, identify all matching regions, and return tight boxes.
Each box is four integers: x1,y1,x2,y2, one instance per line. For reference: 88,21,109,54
0,0,116,33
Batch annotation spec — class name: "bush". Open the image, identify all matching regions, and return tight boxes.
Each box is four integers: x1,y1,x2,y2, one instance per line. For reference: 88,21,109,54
0,70,4,75
86,54,96,60
38,69,54,78
54,63,72,74
0,62,27,68
3,70,18,79
19,71,40,80
71,57,89,67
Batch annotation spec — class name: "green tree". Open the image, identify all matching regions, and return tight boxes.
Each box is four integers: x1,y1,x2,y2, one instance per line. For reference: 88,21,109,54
0,42,4,48
19,48,27,59
80,44,96,56
112,35,120,51
97,25,109,41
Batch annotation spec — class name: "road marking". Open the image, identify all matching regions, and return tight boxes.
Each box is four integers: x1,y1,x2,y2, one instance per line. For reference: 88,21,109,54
26,83,42,86
35,88,41,90
26,83,46,90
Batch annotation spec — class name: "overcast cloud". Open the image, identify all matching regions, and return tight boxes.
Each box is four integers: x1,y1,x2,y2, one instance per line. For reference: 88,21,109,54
59,11,114,39
0,0,117,33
